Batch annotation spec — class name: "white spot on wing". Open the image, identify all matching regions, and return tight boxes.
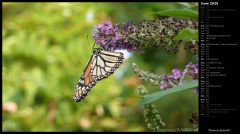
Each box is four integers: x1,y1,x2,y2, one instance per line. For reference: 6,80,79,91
97,56,104,68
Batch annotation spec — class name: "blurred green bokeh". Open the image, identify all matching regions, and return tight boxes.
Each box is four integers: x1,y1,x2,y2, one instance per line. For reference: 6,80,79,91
2,2,198,131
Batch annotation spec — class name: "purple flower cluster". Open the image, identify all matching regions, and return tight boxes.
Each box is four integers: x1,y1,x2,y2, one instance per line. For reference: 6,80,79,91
160,68,182,90
183,62,199,79
169,68,182,80
93,17,198,53
160,81,170,90
93,21,138,52
94,21,122,49
159,62,199,92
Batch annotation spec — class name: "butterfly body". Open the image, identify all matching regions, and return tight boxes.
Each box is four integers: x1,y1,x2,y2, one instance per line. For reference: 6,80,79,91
74,48,124,102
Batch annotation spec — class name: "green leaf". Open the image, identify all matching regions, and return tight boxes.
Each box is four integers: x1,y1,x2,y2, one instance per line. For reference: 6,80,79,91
141,80,198,105
177,2,192,8
175,28,198,41
149,9,198,19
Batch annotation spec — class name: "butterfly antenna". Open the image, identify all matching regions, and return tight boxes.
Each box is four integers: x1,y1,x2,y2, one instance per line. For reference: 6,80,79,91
87,34,93,52
92,41,96,50
89,34,98,50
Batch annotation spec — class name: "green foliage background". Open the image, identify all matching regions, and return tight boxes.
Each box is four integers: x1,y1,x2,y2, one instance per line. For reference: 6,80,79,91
2,2,198,131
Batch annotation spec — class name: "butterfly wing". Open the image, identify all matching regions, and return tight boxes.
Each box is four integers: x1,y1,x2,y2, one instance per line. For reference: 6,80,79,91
74,48,124,102
91,49,124,80
73,55,97,102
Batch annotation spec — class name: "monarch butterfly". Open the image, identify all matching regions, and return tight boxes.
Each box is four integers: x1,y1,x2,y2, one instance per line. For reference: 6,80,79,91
73,48,124,102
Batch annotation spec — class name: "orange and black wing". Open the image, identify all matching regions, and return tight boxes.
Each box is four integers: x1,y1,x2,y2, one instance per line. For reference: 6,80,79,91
73,48,124,102
73,55,97,102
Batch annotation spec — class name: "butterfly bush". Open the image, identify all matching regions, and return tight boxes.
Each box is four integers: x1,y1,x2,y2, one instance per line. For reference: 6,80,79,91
94,17,198,53
159,62,198,91
134,62,198,131
188,112,199,127
159,68,182,90
183,62,199,79
93,21,138,52
133,62,198,95
137,85,166,131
